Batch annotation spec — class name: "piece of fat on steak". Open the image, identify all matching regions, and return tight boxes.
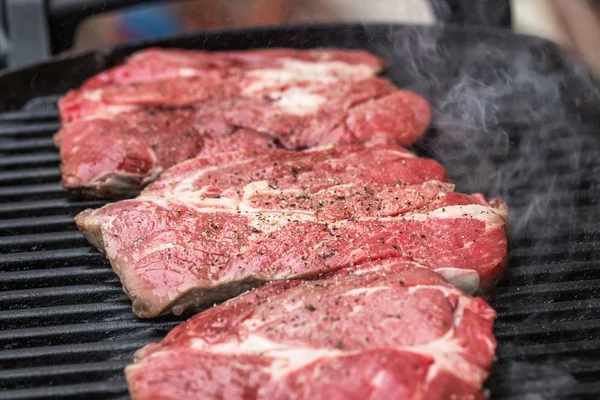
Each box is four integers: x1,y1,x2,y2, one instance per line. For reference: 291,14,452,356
125,262,497,400
55,48,430,198
75,143,508,318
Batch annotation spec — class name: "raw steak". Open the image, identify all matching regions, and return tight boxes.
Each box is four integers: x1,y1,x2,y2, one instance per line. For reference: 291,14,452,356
58,48,387,122
55,48,431,198
125,262,497,400
57,108,277,198
57,78,430,198
75,143,508,318
75,47,387,93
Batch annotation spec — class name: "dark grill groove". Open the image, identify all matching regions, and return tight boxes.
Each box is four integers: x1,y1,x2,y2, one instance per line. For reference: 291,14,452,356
0,138,56,152
0,168,62,185
0,153,60,169
0,183,65,201
0,382,130,400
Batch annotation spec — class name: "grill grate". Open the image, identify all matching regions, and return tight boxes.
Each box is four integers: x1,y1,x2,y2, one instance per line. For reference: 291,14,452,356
0,98,598,400
0,99,182,400
1,26,600,399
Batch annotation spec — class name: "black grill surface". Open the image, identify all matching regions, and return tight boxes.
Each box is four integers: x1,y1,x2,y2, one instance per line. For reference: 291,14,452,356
1,25,600,400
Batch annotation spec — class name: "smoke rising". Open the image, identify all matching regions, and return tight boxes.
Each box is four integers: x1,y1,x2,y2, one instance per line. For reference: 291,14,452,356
360,23,600,399
373,24,600,239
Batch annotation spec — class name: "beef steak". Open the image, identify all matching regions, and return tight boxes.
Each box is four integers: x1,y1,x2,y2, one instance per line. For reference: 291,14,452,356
75,143,508,318
75,47,387,94
125,262,497,400
58,48,387,122
55,48,431,198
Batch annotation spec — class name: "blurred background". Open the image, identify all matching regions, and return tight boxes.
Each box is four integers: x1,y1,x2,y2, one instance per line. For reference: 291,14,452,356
71,0,600,74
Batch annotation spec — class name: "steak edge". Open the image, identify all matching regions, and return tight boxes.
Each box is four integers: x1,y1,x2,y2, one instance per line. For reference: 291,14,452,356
125,262,497,400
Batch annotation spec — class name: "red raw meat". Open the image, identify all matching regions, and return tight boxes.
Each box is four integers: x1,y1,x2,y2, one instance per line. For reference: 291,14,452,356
59,48,386,123
125,262,497,400
79,47,387,91
55,48,431,198
56,107,276,198
56,77,430,198
223,78,430,149
75,143,508,318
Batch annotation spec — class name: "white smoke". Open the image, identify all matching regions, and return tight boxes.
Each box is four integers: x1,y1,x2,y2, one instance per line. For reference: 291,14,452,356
358,23,600,399
372,24,600,239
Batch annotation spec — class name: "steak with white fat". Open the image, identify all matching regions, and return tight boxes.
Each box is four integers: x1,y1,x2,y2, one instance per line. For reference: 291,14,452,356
55,48,431,198
125,262,497,400
75,143,508,318
68,47,387,99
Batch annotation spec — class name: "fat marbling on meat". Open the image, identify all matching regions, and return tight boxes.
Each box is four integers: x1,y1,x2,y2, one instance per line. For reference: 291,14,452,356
75,142,508,318
55,48,431,198
126,261,497,400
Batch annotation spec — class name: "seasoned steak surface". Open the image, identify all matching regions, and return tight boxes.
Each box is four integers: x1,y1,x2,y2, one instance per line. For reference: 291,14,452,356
76,143,508,318
126,262,497,400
